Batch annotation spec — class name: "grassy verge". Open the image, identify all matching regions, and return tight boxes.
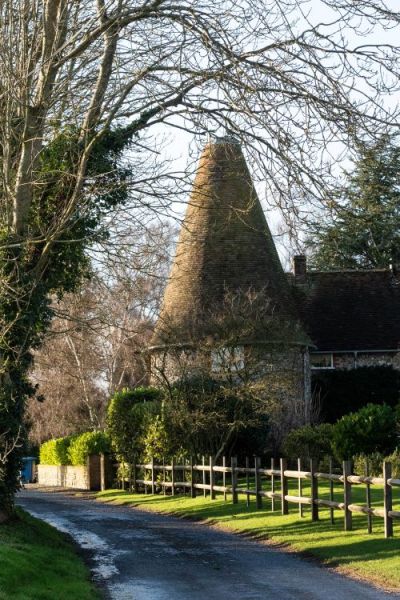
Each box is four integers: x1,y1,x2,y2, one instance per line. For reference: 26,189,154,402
97,480,400,591
0,508,101,600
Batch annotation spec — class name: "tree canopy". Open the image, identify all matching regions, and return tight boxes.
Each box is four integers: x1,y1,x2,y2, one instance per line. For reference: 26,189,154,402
307,135,400,270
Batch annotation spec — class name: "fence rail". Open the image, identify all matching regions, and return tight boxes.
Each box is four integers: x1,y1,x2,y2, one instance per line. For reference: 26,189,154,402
112,456,400,538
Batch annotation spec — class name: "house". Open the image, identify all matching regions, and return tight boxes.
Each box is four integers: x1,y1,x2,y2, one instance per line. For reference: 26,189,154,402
148,136,400,418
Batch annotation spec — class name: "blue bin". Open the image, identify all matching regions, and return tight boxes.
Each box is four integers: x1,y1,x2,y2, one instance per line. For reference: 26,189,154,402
21,457,36,483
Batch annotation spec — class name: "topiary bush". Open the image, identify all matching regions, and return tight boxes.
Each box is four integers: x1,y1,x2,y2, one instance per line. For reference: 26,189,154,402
68,431,111,466
331,403,397,461
282,423,334,464
39,436,75,465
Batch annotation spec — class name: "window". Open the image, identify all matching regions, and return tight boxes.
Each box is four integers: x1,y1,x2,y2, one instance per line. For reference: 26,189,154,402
310,353,334,369
211,346,245,373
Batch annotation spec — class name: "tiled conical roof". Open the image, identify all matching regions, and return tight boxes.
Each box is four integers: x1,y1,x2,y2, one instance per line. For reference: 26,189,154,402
152,137,301,346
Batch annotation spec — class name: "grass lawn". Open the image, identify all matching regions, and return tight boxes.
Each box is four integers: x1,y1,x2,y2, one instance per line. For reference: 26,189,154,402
97,477,400,591
0,508,101,600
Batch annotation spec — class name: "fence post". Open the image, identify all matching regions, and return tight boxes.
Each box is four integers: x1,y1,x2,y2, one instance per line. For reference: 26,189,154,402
280,458,288,515
209,455,215,500
255,456,262,509
151,456,155,495
383,461,393,538
271,458,275,512
100,453,105,492
171,457,175,496
329,457,334,525
365,459,372,534
163,457,166,496
298,458,303,517
310,458,319,522
128,462,133,492
343,460,352,531
132,459,137,493
223,456,227,501
190,456,196,498
231,456,238,504
246,457,250,508
202,455,206,498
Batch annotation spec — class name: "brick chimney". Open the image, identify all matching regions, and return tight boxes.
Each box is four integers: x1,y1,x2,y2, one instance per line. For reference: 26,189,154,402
293,255,307,282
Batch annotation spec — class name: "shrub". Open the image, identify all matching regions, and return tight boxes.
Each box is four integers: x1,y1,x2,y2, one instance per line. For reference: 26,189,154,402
142,415,173,462
68,431,111,466
331,403,397,461
282,423,334,464
107,387,162,463
353,452,384,477
385,448,400,478
39,436,74,465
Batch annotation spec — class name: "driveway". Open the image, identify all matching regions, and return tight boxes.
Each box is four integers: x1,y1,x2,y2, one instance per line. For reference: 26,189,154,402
17,489,400,600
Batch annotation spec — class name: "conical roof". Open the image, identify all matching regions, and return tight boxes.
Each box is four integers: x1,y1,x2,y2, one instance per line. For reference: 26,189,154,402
152,137,302,347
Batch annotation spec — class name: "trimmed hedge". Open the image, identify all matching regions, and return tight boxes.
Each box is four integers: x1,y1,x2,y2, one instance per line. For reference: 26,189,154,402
39,436,75,465
39,431,110,466
68,431,110,466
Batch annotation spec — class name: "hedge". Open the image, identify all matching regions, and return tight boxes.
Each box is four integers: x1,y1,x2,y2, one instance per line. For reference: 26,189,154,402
39,436,75,465
68,431,110,466
39,431,110,466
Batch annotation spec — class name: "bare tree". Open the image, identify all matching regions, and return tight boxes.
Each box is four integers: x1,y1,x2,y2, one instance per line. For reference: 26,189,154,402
1,0,400,518
27,222,174,444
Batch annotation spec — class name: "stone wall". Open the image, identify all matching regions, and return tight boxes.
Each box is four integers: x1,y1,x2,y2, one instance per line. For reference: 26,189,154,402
37,455,104,490
38,464,90,489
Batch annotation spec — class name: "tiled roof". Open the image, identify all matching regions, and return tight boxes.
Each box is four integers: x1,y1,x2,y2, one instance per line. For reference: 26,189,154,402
291,270,400,351
153,140,301,346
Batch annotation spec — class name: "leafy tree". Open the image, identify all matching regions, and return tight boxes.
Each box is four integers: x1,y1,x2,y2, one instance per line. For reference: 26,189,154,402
331,403,397,461
307,135,400,269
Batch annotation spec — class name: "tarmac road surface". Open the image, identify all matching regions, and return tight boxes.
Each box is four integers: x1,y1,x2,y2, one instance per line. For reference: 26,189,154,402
17,489,400,600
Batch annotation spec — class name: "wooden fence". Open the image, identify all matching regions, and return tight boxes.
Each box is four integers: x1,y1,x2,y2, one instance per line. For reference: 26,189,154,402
115,456,400,538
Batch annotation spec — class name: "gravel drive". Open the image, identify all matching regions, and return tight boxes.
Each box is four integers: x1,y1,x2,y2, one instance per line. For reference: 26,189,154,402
17,489,400,600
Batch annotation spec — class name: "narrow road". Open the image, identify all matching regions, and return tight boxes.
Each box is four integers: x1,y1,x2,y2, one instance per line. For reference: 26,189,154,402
17,490,399,600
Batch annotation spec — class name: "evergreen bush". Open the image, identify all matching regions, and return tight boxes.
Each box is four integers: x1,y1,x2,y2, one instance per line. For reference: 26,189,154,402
68,431,111,466
39,436,75,465
331,403,397,461
107,387,162,464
